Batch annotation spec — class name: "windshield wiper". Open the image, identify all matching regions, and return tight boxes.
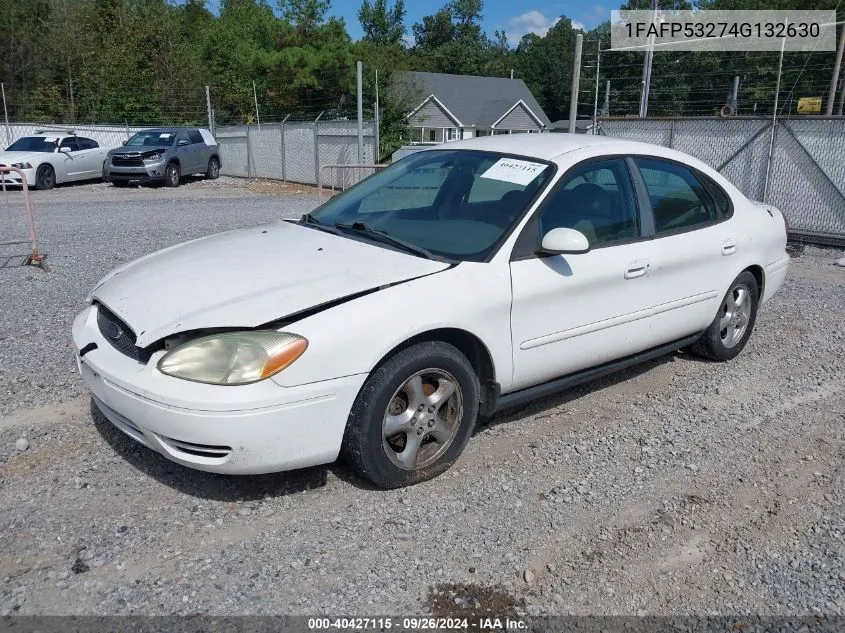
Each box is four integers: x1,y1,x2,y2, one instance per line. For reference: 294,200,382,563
299,212,344,235
334,222,438,260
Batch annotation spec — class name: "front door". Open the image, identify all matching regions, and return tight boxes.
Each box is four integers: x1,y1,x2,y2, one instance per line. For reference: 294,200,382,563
509,158,661,390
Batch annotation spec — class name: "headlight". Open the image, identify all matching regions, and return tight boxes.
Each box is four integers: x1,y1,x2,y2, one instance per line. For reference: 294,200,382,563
157,331,307,385
144,152,164,161
10,162,32,169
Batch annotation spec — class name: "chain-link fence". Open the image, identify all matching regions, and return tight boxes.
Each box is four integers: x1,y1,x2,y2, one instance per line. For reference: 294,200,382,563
216,120,377,186
598,116,845,244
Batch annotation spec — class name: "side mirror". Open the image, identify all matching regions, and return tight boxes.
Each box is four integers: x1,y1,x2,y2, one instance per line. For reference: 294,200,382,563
58,146,72,153
122,140,128,146
177,139,189,146
539,227,590,255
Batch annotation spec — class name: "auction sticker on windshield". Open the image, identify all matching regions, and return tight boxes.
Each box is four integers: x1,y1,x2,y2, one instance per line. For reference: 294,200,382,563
480,158,548,186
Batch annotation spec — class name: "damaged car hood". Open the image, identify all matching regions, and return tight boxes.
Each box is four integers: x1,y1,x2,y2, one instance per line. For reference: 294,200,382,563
92,221,451,347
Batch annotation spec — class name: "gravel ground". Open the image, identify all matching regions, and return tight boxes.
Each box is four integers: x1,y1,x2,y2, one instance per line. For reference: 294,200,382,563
1,180,844,617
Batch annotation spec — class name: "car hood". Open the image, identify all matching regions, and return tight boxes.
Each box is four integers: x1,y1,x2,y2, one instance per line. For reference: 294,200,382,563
92,221,451,347
0,151,45,164
109,145,170,156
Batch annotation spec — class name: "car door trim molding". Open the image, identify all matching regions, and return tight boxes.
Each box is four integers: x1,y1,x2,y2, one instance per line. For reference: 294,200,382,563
520,290,719,350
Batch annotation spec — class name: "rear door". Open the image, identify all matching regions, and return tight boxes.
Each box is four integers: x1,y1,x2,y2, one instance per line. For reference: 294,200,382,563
632,157,738,341
77,137,105,178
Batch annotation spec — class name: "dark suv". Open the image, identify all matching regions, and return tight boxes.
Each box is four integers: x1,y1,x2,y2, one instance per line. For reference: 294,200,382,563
103,127,221,187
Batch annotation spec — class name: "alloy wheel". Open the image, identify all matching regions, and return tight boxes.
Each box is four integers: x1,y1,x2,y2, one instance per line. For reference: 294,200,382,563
719,282,752,348
382,368,463,470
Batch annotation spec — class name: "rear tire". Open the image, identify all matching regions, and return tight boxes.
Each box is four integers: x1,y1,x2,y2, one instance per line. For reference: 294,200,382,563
206,157,220,180
164,162,180,187
341,341,479,489
35,164,56,190
689,271,759,361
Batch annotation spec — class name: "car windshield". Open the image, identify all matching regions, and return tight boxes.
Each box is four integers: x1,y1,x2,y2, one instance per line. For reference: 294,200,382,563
308,150,555,262
6,137,58,153
125,131,176,147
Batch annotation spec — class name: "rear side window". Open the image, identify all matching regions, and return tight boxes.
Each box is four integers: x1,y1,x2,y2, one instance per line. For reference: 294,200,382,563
702,175,733,219
636,158,717,234
78,137,99,150
188,130,204,144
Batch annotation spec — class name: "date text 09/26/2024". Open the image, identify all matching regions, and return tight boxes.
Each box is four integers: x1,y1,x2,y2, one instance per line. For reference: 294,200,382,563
307,617,528,630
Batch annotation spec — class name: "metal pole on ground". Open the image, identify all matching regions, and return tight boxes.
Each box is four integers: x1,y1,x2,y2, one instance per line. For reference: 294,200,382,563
763,30,786,203
1,83,10,147
592,45,601,135
604,80,610,117
731,76,740,112
639,0,657,117
568,33,583,134
205,86,214,135
356,60,364,163
252,80,261,131
374,68,380,162
827,22,845,115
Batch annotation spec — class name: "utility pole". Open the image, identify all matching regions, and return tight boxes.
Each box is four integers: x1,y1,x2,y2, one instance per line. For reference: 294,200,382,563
252,80,261,130
604,80,610,116
639,0,658,117
731,76,740,112
827,22,845,115
764,30,786,203
569,33,583,134
374,68,380,162
356,60,363,163
205,86,214,135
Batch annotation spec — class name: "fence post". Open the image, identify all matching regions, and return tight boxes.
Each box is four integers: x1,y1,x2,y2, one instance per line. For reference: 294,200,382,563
669,119,675,148
280,121,286,182
314,120,320,187
246,124,251,178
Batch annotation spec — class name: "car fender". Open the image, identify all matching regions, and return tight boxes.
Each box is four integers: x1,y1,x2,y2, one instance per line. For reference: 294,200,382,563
272,260,515,391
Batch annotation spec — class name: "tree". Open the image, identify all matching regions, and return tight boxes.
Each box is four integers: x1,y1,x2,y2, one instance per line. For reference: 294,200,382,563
358,0,406,45
279,0,330,34
412,9,455,50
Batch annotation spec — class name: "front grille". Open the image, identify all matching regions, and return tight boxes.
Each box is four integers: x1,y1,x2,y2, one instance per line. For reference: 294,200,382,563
111,155,144,167
95,304,158,363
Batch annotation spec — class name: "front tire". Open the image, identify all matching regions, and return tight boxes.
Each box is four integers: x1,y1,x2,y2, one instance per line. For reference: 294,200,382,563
206,157,220,180
164,162,180,187
341,341,479,489
689,271,759,361
35,164,56,190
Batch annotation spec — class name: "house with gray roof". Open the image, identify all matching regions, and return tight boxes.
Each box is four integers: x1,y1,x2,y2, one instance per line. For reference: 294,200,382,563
400,71,551,144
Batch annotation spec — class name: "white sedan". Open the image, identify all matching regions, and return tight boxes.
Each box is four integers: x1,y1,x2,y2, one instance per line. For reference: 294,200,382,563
0,133,108,189
72,135,790,488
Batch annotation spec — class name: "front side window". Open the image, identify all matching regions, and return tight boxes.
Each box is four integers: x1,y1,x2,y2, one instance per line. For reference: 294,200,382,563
309,150,554,261
538,159,639,247
636,158,717,234
188,130,204,144
59,137,80,152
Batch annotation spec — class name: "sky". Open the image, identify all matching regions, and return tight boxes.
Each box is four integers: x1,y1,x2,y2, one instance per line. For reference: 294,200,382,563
201,1,611,45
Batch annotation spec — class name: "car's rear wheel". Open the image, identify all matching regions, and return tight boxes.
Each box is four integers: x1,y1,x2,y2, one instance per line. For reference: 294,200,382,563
341,341,479,489
35,164,55,190
206,157,220,180
689,271,759,361
165,162,180,187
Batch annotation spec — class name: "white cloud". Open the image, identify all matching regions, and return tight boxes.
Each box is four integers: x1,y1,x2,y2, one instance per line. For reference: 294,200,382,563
505,10,584,44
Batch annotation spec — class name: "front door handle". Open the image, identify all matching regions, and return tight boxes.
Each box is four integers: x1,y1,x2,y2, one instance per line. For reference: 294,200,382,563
624,260,650,280
721,238,738,256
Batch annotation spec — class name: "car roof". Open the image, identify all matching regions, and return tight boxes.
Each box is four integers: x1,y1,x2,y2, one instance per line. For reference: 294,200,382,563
423,133,680,163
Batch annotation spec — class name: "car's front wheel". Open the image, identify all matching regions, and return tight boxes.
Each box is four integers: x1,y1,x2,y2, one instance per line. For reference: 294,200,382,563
35,164,56,190
165,162,180,187
342,341,479,489
690,270,759,361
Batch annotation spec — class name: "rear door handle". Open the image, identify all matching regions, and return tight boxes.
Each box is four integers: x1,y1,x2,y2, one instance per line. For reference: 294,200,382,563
624,260,650,280
721,238,738,256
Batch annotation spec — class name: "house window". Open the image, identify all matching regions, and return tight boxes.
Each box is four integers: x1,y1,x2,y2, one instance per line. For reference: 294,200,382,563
476,130,489,137
428,130,436,142
447,128,460,141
